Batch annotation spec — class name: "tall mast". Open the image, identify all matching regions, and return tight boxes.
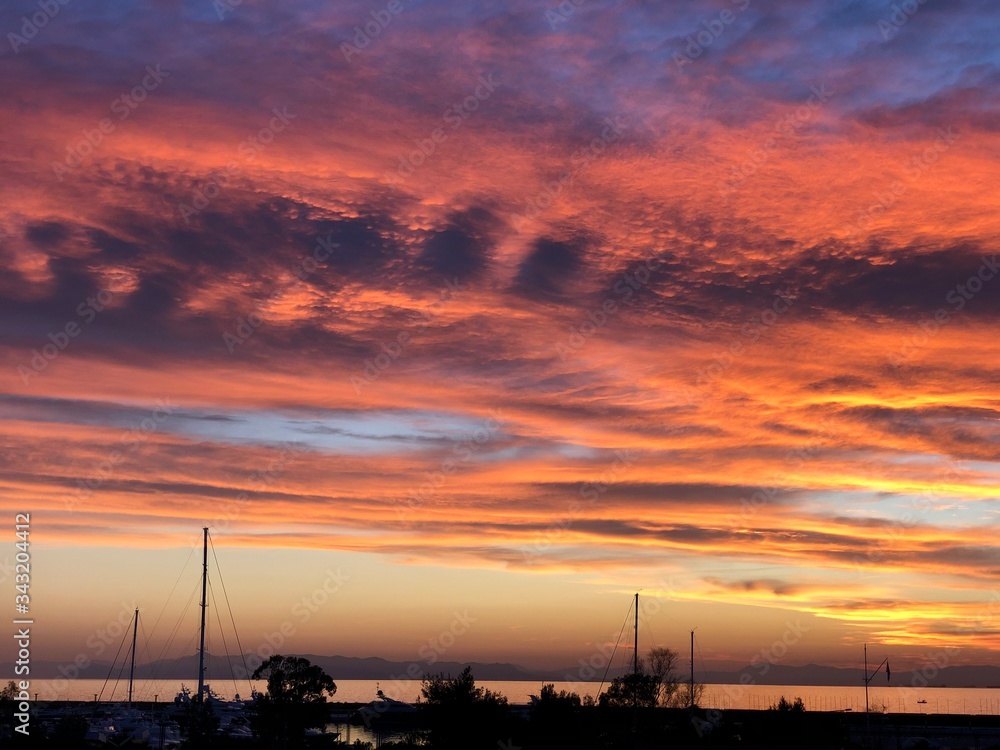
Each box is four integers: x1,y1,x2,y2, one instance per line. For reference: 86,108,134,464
633,592,639,676
128,608,139,706
689,630,695,708
197,527,208,702
864,643,869,739
633,592,639,712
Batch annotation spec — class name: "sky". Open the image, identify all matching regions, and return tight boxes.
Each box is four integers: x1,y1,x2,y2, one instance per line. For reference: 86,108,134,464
2,0,1000,682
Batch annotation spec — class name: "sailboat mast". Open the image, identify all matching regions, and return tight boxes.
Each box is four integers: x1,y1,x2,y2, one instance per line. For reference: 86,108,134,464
689,630,695,708
864,642,869,738
633,592,639,676
128,608,139,706
197,527,208,702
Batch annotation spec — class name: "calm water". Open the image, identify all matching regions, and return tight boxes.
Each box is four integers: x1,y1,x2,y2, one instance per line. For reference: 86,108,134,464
28,678,1000,715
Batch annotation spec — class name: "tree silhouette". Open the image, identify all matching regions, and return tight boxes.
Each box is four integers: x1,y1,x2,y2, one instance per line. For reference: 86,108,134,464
647,646,685,706
531,683,584,744
251,654,337,747
769,696,805,712
0,681,17,700
602,647,685,710
419,666,508,750
599,669,661,709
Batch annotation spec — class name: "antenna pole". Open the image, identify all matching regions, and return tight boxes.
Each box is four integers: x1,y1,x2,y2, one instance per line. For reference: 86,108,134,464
690,630,695,708
633,593,639,677
863,644,890,748
129,608,139,706
632,592,639,712
197,527,208,703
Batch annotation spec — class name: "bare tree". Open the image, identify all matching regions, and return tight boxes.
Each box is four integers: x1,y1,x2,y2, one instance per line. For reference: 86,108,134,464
646,647,681,706
671,680,705,708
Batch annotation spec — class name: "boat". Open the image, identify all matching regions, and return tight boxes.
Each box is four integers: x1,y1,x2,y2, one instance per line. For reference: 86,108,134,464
352,685,418,726
84,715,117,744
173,683,253,738
917,699,928,704
85,608,183,746
170,528,255,739
372,687,418,717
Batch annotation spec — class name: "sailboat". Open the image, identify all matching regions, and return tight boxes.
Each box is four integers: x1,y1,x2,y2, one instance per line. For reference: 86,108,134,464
595,592,644,707
84,608,182,747
170,527,254,739
597,593,703,711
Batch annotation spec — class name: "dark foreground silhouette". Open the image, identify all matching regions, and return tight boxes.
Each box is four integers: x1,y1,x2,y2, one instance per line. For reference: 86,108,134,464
6,662,1000,749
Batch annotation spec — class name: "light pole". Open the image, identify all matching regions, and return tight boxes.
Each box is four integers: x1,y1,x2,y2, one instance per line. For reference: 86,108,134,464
864,643,891,748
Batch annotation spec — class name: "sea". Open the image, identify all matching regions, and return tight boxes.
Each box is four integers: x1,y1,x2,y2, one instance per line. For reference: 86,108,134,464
27,678,1000,715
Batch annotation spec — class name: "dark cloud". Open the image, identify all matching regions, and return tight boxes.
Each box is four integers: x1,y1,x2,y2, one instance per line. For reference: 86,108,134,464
922,545,1000,576
532,481,797,507
90,227,145,263
807,375,877,392
838,404,1000,462
704,577,805,596
26,221,71,248
616,241,1000,325
416,207,499,281
513,236,589,302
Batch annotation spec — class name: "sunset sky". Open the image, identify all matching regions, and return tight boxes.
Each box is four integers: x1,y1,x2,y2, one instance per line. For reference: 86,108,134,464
2,0,1000,681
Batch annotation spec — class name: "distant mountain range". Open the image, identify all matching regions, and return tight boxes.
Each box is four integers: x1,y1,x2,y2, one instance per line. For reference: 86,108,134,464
21,653,1000,688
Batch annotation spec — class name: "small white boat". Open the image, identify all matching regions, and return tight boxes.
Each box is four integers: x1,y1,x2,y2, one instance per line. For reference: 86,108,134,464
353,686,418,725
